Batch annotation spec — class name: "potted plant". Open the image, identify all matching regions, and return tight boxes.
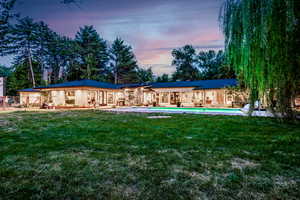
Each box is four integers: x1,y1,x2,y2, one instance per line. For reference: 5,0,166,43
177,101,181,107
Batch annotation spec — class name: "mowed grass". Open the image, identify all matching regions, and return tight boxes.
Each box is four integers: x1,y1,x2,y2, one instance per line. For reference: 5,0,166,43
0,111,299,200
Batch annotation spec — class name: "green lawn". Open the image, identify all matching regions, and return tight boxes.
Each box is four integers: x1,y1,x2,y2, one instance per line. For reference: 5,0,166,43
0,111,299,200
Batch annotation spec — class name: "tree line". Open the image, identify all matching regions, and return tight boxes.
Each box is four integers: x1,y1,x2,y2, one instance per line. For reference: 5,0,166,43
0,0,234,95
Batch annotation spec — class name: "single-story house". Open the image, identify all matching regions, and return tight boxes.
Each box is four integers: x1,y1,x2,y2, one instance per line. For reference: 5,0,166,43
19,79,247,108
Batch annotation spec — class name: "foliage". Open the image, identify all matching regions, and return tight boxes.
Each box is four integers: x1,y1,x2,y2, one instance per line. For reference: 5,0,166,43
171,45,199,81
156,73,169,82
75,25,109,80
0,0,17,50
171,45,235,81
46,34,73,83
109,38,139,84
198,50,235,79
0,111,299,199
1,12,152,92
137,67,154,83
220,0,300,118
0,64,11,77
0,0,242,95
2,17,40,87
6,61,42,95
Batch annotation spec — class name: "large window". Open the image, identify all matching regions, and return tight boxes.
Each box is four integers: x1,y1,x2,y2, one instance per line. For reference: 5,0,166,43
108,93,114,104
161,93,169,103
88,91,96,105
182,93,192,103
65,91,75,105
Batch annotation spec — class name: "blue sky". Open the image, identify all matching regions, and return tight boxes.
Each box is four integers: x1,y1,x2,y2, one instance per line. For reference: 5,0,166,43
0,0,224,75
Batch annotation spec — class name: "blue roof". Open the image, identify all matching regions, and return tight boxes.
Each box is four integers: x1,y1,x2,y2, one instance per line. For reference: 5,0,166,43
21,79,238,91
36,79,119,89
18,88,40,92
150,79,237,89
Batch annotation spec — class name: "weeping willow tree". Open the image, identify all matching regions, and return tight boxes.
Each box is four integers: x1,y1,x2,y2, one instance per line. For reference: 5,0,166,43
220,0,300,118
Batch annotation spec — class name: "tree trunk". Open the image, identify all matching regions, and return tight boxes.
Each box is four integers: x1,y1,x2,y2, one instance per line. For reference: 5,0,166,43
85,54,90,79
114,70,118,84
28,48,36,88
114,60,118,84
58,65,64,79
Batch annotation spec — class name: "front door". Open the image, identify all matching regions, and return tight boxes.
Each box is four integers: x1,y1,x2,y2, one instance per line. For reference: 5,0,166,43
170,92,180,105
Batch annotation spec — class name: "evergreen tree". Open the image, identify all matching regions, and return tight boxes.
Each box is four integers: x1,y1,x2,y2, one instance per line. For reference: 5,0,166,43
34,21,56,84
0,0,17,51
171,45,199,81
197,50,235,79
47,34,77,83
220,0,300,118
6,61,42,95
75,25,108,80
109,38,139,84
2,17,39,87
156,74,169,82
198,50,222,79
137,67,154,83
64,40,82,81
0,65,11,77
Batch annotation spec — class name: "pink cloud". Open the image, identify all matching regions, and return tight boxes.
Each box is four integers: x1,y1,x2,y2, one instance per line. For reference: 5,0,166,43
13,0,225,76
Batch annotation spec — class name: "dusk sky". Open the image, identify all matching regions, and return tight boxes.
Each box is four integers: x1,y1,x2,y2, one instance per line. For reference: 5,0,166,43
0,0,224,75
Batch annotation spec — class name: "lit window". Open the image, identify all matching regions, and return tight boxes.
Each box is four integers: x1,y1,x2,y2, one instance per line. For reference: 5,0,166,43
65,91,75,104
161,93,169,103
108,93,114,104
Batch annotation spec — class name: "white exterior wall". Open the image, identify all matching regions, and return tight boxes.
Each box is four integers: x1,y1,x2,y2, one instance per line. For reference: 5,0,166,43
51,91,65,106
20,92,41,106
19,86,246,108
75,90,88,106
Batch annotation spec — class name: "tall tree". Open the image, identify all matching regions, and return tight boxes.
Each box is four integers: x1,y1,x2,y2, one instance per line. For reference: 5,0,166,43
75,25,109,80
137,67,154,83
198,50,235,79
34,21,56,84
0,65,11,77
171,45,199,81
64,39,82,81
220,0,300,118
0,0,17,51
6,60,42,95
2,17,39,87
156,73,169,82
46,34,77,83
109,38,139,84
